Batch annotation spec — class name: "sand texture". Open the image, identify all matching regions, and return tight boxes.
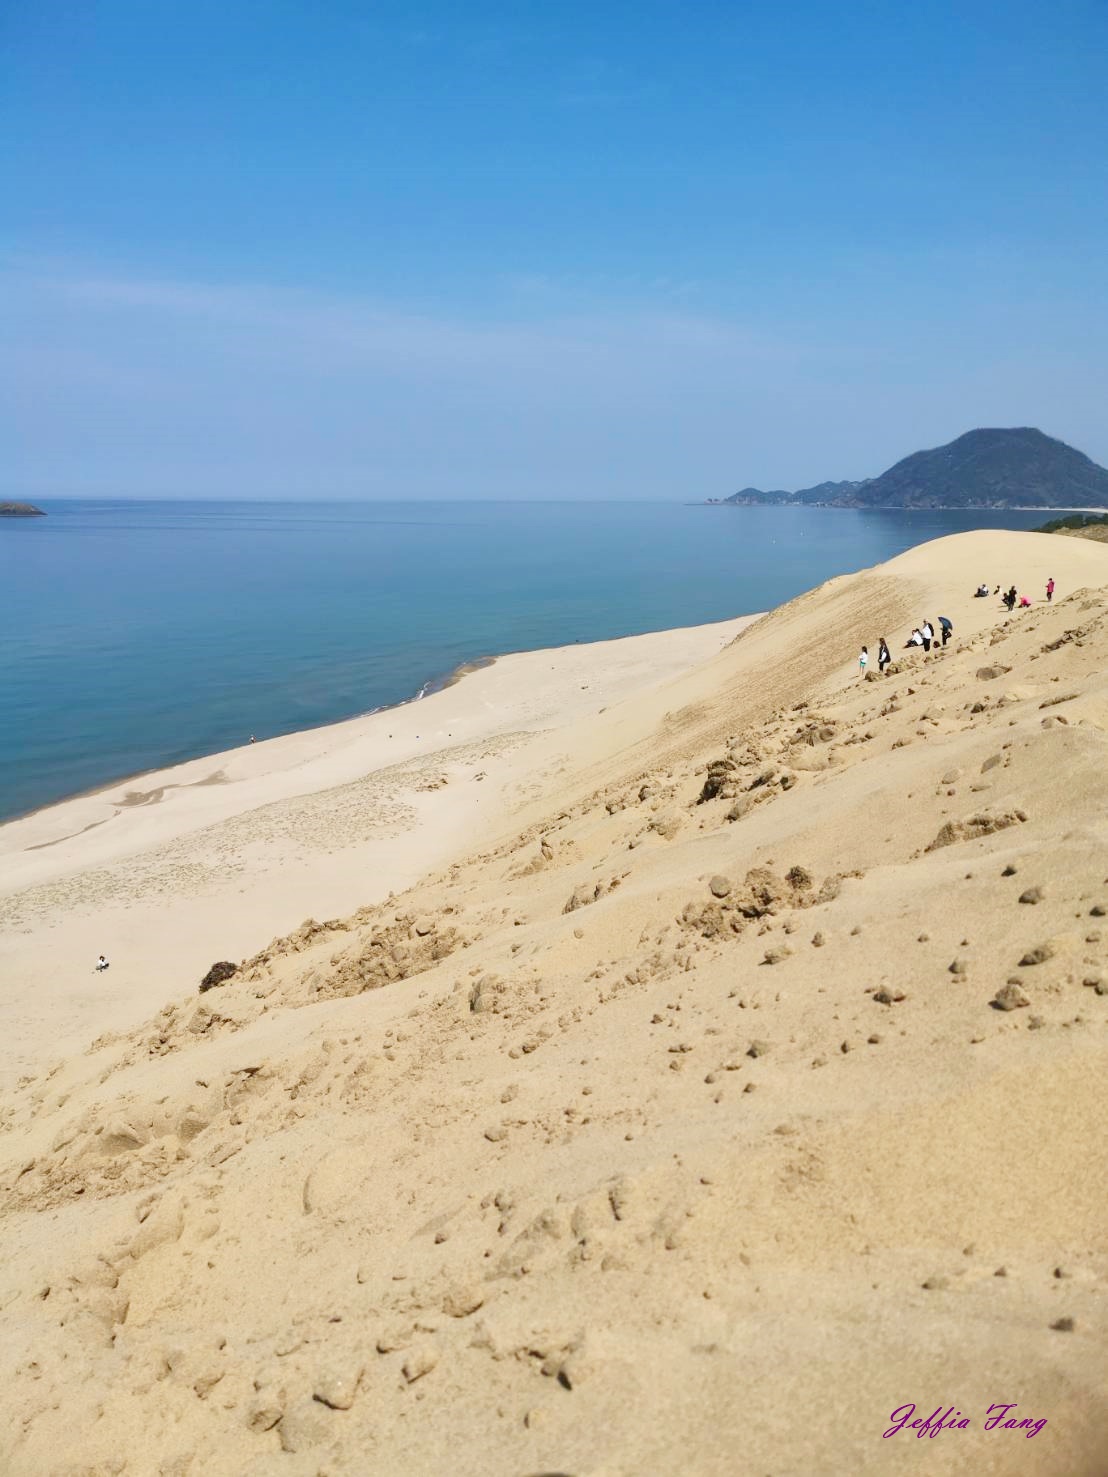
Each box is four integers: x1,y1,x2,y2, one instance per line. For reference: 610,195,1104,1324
1,529,1106,1475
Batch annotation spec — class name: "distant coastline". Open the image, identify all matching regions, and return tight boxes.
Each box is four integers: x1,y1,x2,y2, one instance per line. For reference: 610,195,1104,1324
708,426,1108,512
702,501,1108,512
0,501,45,517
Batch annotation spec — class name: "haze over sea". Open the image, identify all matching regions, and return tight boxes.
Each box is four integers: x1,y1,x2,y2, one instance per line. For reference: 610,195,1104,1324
4,498,1050,822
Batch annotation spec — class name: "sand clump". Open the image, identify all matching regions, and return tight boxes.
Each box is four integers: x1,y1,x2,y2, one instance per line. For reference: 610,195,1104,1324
1,529,1107,1475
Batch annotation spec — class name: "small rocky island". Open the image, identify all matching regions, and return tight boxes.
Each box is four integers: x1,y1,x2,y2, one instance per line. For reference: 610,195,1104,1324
0,501,46,516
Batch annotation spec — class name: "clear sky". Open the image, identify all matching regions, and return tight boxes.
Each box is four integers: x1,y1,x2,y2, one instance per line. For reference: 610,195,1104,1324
4,0,1107,499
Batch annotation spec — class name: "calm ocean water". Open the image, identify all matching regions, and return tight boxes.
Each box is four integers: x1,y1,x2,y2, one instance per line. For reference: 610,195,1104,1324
3,499,1049,821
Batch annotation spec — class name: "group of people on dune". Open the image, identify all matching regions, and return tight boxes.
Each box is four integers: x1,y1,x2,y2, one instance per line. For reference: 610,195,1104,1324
858,616,951,677
975,577,1054,609
858,576,1058,680
903,615,952,652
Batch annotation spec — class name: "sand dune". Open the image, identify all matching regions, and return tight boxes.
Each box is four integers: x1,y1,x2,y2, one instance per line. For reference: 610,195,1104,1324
1,530,1106,1475
0,615,751,1090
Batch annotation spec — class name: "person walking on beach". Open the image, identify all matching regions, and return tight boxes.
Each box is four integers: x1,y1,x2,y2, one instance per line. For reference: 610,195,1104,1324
938,615,952,646
878,637,891,673
1046,577,1055,603
1006,585,1017,612
859,645,868,677
95,954,110,972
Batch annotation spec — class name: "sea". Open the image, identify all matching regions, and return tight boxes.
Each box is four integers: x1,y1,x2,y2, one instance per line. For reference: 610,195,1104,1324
2,499,1051,823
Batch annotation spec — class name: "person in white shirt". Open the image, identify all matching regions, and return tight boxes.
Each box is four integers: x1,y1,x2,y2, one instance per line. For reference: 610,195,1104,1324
95,954,110,972
859,646,868,677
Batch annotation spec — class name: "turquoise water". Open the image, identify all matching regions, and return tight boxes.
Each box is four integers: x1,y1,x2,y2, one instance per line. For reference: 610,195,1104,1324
3,499,1048,821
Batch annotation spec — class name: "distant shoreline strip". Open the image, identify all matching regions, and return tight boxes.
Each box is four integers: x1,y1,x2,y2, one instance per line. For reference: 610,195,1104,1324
1,652,503,829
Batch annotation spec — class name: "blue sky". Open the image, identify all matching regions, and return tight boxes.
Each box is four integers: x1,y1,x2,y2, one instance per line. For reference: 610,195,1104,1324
4,0,1107,498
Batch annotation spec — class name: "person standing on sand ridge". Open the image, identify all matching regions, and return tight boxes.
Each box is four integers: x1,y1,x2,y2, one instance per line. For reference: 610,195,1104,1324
859,646,868,677
878,637,891,673
1046,577,1055,602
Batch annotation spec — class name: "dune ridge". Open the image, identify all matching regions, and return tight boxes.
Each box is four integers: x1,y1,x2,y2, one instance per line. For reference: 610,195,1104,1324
1,529,1107,1475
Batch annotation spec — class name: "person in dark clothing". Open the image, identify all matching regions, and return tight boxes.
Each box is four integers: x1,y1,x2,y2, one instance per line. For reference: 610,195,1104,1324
938,615,952,646
878,637,891,672
1004,586,1017,612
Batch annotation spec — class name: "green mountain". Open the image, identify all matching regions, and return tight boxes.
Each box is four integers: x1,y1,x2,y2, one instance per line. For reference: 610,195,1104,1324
724,428,1108,510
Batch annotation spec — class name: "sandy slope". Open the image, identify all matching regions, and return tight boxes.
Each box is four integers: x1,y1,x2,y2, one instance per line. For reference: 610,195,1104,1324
1,530,1106,1476
0,615,751,1090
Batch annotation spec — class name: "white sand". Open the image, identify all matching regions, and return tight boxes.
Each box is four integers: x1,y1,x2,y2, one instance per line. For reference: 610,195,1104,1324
1,530,1106,1476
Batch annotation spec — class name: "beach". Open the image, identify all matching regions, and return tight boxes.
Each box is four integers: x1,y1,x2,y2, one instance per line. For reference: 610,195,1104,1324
2,497,1057,827
0,614,755,1089
1,528,1107,1475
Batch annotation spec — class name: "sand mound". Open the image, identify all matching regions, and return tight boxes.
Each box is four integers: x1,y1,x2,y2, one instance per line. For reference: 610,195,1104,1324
1,530,1106,1475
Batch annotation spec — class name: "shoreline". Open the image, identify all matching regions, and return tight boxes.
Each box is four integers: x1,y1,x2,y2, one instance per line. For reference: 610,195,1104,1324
2,621,742,829
0,610,758,1086
699,501,1108,512
1,651,508,830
